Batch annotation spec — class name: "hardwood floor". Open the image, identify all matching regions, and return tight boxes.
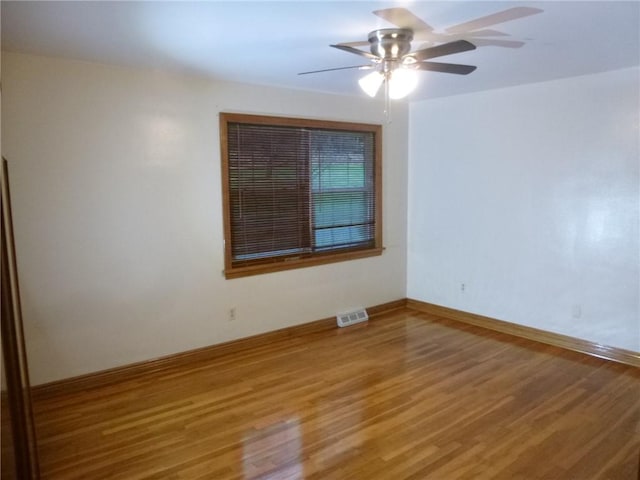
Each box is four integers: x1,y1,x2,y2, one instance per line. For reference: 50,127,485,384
33,309,640,479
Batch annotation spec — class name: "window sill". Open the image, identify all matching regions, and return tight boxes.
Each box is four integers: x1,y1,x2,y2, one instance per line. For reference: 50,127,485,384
224,247,384,279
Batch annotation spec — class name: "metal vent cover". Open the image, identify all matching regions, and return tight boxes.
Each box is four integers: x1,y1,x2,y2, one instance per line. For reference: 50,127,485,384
337,309,369,328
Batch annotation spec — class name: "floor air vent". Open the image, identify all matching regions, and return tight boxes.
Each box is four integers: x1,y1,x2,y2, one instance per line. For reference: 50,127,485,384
337,309,368,328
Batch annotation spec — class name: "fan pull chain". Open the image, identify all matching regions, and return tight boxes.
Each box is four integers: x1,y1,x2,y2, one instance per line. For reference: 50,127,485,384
384,71,391,124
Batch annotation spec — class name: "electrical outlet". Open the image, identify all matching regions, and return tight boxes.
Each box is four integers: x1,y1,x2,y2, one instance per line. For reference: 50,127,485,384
460,283,466,293
229,307,236,322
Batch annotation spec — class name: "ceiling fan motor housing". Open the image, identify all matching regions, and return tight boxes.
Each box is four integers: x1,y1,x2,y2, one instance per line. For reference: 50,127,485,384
368,28,413,60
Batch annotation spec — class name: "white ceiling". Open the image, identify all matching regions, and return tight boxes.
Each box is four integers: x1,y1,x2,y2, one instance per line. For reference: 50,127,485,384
2,1,639,101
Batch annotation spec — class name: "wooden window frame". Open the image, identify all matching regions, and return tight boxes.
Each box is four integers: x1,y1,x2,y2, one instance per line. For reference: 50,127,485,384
220,113,383,279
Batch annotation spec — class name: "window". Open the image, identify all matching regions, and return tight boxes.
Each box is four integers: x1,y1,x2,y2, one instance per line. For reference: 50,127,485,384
220,113,382,278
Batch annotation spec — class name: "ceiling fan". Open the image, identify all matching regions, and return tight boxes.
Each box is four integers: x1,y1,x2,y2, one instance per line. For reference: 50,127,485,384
299,6,543,100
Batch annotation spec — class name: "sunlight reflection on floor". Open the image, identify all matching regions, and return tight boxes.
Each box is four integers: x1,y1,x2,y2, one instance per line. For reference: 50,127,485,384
242,417,303,479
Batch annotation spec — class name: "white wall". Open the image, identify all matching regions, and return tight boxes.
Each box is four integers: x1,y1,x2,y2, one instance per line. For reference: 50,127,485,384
2,52,408,384
408,67,640,352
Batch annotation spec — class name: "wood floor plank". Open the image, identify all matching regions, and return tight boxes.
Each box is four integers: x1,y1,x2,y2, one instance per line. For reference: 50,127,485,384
33,309,640,479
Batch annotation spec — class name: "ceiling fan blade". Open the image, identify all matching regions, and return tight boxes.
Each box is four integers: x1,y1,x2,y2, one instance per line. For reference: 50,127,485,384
330,44,379,61
445,7,543,34
373,8,434,34
415,62,477,75
464,29,511,38
471,38,525,49
409,40,476,62
336,40,370,48
298,65,373,75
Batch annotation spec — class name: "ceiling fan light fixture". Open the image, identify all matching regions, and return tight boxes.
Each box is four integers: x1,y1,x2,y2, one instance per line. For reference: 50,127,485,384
358,70,384,97
310,12,481,105
388,68,418,99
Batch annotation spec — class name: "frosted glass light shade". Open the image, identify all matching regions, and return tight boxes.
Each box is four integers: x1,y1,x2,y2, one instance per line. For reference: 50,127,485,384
388,68,418,99
358,71,384,97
